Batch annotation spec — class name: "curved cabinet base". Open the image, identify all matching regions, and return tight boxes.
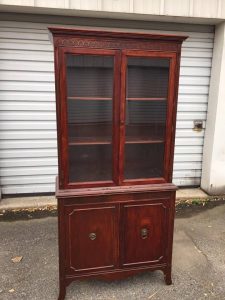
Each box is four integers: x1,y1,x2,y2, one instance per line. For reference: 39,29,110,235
58,266,172,300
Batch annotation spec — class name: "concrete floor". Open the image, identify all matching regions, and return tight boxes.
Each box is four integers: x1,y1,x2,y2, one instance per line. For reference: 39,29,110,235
0,204,225,300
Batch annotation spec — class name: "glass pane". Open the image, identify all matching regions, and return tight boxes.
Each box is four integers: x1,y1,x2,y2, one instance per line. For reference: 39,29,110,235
125,144,164,179
66,54,114,183
69,145,112,182
124,57,170,180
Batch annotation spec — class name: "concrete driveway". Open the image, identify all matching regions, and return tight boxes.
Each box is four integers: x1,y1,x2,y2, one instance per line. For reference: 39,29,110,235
0,204,225,300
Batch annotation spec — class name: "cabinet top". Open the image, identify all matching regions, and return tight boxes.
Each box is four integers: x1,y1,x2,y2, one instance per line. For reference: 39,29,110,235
48,27,188,44
55,178,177,198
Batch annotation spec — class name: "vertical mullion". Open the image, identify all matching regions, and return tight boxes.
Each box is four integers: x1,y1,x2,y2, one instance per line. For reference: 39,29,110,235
59,48,69,188
118,51,127,185
112,51,121,185
168,51,181,182
163,55,176,182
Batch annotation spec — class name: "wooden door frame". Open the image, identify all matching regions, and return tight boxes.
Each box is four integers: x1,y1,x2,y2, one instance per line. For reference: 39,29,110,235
57,47,120,189
119,49,178,186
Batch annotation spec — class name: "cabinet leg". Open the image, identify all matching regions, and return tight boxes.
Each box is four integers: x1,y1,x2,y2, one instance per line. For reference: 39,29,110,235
58,280,66,300
164,268,172,285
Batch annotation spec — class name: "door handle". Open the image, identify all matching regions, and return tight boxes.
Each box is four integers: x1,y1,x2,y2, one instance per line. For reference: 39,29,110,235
89,232,97,240
140,228,149,239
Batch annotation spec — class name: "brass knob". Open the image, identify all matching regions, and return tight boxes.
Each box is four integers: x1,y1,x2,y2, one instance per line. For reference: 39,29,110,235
140,228,149,239
89,232,96,240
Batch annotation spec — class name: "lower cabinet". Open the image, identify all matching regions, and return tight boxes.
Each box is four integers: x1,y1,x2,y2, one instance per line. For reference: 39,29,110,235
64,198,170,275
58,190,176,300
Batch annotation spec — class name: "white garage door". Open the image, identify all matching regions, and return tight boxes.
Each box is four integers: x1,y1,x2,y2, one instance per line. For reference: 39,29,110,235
0,20,214,195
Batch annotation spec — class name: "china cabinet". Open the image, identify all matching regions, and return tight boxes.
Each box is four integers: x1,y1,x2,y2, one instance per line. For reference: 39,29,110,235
49,27,187,300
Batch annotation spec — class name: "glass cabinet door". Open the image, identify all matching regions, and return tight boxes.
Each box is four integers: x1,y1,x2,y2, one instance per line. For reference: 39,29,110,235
123,56,170,181
66,53,115,184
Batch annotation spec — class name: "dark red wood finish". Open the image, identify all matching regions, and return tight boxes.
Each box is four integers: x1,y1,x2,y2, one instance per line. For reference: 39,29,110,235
51,28,186,190
56,183,177,299
49,27,187,300
121,201,168,267
65,204,119,273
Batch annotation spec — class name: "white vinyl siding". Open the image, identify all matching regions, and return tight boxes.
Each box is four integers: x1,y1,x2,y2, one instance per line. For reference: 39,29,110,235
0,20,214,194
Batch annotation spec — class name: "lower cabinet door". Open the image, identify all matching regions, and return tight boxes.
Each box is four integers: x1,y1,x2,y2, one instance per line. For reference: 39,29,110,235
121,201,168,267
65,204,118,273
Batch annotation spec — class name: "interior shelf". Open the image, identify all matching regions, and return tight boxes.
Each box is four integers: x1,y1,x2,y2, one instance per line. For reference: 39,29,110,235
126,97,167,101
69,138,111,145
68,97,112,100
69,137,164,146
67,97,166,101
126,138,164,144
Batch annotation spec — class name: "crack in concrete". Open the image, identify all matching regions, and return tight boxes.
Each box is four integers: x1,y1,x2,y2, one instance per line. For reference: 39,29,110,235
184,229,211,264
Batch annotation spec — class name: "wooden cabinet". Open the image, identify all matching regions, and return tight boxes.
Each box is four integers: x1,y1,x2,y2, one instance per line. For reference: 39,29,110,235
49,27,187,299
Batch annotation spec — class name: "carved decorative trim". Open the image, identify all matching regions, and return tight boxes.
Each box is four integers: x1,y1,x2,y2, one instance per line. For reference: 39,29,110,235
68,205,115,217
123,201,168,210
55,37,178,51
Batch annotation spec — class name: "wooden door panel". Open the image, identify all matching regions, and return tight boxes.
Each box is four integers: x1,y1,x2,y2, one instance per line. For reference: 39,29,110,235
122,201,168,267
65,204,118,273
